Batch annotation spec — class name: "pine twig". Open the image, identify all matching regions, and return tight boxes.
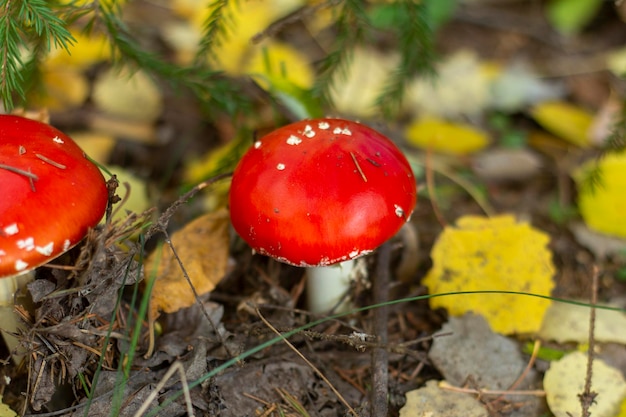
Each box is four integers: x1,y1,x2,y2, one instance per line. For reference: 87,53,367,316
375,0,436,118
312,0,370,106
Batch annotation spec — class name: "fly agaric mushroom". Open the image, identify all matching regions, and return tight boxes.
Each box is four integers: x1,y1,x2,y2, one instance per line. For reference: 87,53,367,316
229,118,416,313
0,115,108,362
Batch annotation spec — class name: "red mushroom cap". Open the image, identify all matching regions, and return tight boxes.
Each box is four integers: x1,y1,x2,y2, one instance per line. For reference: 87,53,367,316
229,118,417,267
0,115,108,276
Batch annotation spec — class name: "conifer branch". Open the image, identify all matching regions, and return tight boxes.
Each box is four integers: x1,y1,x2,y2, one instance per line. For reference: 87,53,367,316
96,2,251,116
312,0,370,106
375,0,435,118
194,0,232,64
0,0,74,110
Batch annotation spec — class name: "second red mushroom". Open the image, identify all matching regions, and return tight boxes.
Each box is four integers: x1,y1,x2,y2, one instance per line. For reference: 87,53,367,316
229,118,417,312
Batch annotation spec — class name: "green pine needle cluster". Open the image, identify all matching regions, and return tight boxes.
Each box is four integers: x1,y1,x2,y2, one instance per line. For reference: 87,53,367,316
312,0,370,106
0,0,436,119
375,0,435,118
0,0,75,110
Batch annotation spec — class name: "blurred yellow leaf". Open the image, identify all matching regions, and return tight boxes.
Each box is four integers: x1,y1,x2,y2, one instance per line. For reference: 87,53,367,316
531,101,593,147
147,209,230,316
34,69,89,110
185,136,250,211
405,117,490,155
607,47,626,76
31,31,110,110
423,215,555,334
329,47,399,118
619,397,626,417
108,166,151,223
574,152,626,238
539,301,626,344
72,131,117,164
406,50,500,118
544,352,626,417
92,67,163,123
165,0,304,75
46,31,111,69
247,42,315,90
0,395,17,417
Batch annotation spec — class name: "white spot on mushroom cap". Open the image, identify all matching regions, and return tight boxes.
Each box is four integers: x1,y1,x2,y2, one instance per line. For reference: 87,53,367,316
4,223,19,236
63,240,71,251
286,135,302,145
0,250,6,256
254,141,262,149
303,125,315,138
394,204,405,218
318,121,330,130
15,260,29,272
333,127,352,136
276,163,286,170
52,136,64,144
17,237,35,251
36,242,54,256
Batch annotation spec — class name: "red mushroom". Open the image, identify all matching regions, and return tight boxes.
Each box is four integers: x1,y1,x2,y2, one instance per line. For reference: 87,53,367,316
0,115,108,362
229,118,416,312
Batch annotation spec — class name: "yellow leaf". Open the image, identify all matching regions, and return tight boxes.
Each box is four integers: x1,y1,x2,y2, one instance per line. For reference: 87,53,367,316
184,137,249,211
406,50,500,118
607,46,626,76
72,131,117,164
247,42,315,90
108,166,151,223
329,47,399,117
32,68,89,110
147,209,230,316
422,214,555,334
544,352,626,417
618,397,626,417
30,31,110,110
405,117,490,155
45,31,110,69
92,68,163,123
185,139,241,184
539,302,626,344
574,152,626,238
530,101,593,147
0,395,17,417
202,0,303,74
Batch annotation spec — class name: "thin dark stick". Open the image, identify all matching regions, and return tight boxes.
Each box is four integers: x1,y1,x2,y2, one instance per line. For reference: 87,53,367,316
579,266,599,417
371,242,391,417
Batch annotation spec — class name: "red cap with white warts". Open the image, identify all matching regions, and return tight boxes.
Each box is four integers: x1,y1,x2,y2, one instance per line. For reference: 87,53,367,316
0,115,108,276
229,118,417,267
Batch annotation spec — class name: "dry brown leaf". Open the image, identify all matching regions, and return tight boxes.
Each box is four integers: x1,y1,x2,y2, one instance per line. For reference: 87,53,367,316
147,209,230,316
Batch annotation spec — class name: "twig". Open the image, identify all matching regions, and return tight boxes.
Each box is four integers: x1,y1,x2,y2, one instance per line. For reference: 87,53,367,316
255,308,358,417
132,361,194,417
144,173,232,241
142,174,233,358
371,242,391,417
439,381,545,397
579,266,599,417
487,339,542,409
143,229,234,359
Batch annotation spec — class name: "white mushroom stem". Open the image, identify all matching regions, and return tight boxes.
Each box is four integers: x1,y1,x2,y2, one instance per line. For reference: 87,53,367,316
306,259,355,314
0,271,35,364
